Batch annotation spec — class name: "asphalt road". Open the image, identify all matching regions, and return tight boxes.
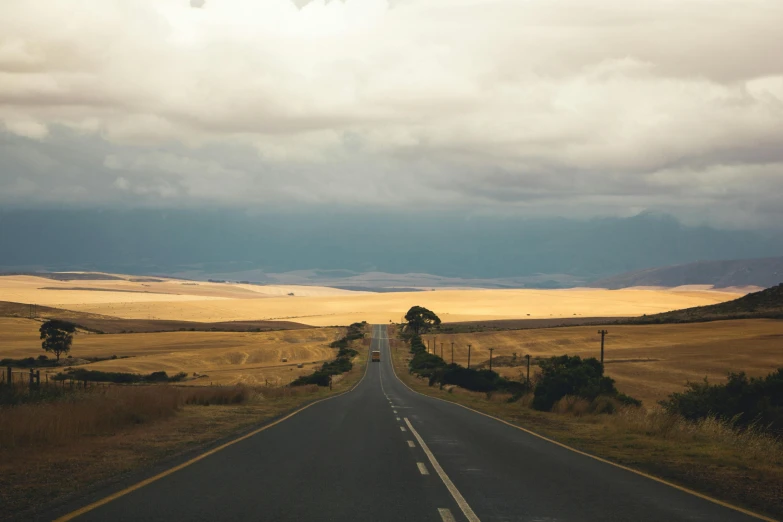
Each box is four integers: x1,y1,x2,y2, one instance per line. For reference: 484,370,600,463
48,325,764,521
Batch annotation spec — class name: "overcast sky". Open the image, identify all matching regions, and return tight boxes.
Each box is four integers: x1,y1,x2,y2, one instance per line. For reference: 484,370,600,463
1,0,782,228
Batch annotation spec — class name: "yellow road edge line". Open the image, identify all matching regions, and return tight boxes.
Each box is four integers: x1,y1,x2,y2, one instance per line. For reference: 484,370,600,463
54,338,372,522
387,334,778,522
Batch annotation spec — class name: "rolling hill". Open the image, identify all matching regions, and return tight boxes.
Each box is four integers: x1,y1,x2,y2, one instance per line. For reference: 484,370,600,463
591,256,783,289
628,283,783,323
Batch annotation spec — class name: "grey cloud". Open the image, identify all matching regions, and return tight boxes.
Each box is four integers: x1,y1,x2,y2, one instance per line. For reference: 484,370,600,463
0,0,782,228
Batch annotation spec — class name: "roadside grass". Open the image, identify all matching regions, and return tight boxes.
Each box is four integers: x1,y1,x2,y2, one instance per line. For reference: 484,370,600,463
0,347,367,520
391,346,783,520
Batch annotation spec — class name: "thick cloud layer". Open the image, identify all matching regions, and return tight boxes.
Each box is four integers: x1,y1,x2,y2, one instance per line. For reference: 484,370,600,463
1,0,782,227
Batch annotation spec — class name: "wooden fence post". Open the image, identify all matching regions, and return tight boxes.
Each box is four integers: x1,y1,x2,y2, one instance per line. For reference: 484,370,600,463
36,370,40,386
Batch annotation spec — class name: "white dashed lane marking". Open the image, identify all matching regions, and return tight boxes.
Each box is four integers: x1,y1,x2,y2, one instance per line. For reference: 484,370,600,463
438,508,456,522
400,426,407,432
407,440,416,448
417,462,430,475
405,418,480,522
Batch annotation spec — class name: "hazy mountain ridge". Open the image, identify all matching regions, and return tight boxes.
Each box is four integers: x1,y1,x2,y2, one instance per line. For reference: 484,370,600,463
2,209,782,284
591,257,783,289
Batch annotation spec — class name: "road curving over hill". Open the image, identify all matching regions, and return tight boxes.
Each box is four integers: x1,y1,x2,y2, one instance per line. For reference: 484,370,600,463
44,325,770,522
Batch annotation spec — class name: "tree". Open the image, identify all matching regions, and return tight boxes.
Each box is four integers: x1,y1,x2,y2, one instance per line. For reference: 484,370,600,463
404,306,441,335
532,355,618,411
39,319,76,361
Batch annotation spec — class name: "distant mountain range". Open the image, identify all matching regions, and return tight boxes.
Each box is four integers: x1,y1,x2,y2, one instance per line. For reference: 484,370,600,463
2,209,782,287
591,257,783,289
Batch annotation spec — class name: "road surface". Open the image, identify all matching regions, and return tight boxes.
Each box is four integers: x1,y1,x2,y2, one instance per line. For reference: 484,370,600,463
47,325,765,521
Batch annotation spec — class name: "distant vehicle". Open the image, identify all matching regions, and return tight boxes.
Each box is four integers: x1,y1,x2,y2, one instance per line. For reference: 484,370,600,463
371,350,381,362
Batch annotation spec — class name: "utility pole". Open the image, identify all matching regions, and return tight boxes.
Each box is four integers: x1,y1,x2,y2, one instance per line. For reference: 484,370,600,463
451,342,454,364
525,354,531,384
489,347,495,372
467,344,472,369
598,329,608,364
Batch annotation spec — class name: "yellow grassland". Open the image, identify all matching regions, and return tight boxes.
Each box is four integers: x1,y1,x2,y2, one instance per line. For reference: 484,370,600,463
426,319,783,405
0,317,342,386
0,275,743,326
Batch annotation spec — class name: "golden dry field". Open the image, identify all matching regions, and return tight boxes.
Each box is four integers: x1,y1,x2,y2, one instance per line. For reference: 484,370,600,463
0,273,762,393
0,317,343,386
0,274,743,326
426,319,783,405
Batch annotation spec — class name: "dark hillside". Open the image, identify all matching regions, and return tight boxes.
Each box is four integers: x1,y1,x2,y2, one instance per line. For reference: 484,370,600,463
628,283,783,324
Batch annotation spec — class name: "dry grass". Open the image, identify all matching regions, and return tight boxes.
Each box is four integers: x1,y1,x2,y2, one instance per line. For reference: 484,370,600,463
551,396,593,416
0,385,263,448
612,407,783,463
0,318,342,386
0,274,742,326
0,386,181,447
431,319,783,405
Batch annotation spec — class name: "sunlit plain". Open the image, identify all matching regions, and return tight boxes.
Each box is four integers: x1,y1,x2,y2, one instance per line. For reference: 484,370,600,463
0,275,744,326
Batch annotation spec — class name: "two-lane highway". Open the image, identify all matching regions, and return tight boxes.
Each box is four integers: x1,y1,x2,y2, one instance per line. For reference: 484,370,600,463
46,325,768,521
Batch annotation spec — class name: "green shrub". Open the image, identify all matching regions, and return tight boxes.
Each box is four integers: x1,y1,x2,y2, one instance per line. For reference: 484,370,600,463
410,351,447,373
660,369,783,435
429,364,497,393
532,355,631,411
616,392,642,407
292,325,362,387
53,369,187,384
1,356,58,368
408,334,427,354
291,371,332,387
147,371,170,383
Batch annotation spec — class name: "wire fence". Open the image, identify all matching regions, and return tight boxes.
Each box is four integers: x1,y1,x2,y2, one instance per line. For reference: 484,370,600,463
1,367,111,397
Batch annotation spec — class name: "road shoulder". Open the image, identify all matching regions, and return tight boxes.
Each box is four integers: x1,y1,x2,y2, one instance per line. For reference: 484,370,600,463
390,343,782,521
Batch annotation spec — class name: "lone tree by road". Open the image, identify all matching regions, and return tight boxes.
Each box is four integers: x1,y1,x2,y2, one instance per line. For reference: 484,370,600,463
404,306,441,335
39,319,76,361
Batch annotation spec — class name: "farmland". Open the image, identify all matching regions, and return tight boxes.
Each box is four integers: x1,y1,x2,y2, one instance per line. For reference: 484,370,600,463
0,273,759,393
425,319,783,405
0,317,343,386
0,274,744,327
